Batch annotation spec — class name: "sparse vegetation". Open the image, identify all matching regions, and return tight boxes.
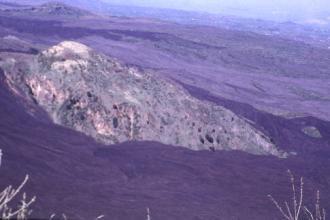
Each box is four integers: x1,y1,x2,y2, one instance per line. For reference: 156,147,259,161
146,207,151,220
0,175,35,220
0,174,105,220
268,170,326,220
0,149,35,220
0,149,142,220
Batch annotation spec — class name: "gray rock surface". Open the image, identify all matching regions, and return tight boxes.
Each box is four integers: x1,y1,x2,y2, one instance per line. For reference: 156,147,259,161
4,41,286,157
302,126,322,138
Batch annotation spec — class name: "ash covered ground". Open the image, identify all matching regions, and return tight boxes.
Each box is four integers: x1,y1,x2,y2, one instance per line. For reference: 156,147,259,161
0,2,330,220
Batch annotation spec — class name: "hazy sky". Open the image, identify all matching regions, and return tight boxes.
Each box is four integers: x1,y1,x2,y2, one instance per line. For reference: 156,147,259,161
103,0,330,21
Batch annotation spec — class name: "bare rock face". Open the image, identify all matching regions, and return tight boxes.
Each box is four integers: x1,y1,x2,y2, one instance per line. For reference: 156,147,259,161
302,126,322,138
7,41,286,157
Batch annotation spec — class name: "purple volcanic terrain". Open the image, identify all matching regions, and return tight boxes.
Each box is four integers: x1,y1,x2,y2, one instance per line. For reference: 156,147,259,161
0,9,329,121
0,2,330,220
1,64,330,220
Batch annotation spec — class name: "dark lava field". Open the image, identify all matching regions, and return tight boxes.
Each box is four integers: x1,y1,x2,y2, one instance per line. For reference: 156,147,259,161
0,2,330,220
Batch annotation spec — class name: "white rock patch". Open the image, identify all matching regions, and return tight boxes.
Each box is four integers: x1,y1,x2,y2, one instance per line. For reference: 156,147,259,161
43,41,91,59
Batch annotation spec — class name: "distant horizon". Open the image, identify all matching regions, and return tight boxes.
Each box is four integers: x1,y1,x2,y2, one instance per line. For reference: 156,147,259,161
6,0,330,25
101,0,330,24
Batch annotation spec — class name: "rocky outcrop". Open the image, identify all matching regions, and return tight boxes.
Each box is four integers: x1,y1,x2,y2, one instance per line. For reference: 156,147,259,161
3,41,287,157
35,2,92,17
302,126,322,138
1,2,92,18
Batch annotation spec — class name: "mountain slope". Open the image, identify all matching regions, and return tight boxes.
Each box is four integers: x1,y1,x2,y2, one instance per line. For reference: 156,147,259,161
1,66,330,220
0,3,330,220
0,1,93,18
2,41,285,157
1,3,330,121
